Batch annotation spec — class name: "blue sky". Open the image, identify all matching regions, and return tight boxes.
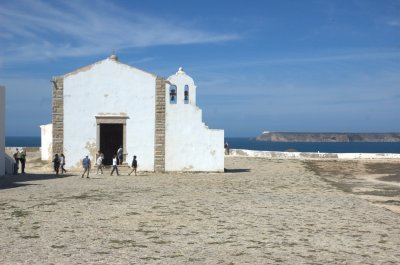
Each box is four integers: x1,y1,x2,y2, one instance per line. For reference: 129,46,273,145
1,0,399,137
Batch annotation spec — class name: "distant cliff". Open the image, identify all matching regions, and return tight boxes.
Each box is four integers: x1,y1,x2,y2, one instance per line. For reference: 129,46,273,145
256,132,400,142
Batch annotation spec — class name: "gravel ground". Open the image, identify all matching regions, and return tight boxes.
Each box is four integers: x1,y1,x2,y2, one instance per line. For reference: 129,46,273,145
1,156,400,264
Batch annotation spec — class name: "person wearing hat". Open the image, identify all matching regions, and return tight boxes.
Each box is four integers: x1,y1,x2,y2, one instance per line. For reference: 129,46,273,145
81,155,91,178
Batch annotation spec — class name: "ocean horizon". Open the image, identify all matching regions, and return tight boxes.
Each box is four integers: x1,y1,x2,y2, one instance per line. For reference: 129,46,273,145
5,136,400,154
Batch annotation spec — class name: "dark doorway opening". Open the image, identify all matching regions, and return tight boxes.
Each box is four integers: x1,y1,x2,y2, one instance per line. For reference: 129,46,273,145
100,124,123,165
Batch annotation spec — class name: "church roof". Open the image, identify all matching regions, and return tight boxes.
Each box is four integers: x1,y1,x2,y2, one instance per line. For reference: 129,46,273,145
62,55,158,79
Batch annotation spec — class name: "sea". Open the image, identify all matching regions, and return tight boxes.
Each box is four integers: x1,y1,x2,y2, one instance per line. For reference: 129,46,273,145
5,136,400,154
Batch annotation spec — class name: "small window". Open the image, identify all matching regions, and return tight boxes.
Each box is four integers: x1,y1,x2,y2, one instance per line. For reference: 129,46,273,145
169,85,177,104
184,85,189,104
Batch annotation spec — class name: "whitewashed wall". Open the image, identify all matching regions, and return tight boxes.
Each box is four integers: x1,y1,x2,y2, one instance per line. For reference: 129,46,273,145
165,68,224,172
40,123,52,161
230,149,400,159
63,58,157,169
0,86,4,176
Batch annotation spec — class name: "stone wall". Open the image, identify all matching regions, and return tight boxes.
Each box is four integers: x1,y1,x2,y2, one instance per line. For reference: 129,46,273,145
154,77,166,172
52,77,64,156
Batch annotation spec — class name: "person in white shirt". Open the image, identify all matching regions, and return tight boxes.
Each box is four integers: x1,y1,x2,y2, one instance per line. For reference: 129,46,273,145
60,153,67,174
96,155,104,174
110,155,119,176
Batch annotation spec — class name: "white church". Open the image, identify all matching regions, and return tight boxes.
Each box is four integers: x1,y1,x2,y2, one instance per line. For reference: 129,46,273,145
41,55,224,172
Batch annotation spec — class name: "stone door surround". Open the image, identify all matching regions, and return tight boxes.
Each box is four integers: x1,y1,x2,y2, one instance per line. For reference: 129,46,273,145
95,115,129,163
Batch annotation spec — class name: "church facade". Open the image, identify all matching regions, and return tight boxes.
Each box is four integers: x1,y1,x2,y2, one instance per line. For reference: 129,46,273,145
43,55,224,172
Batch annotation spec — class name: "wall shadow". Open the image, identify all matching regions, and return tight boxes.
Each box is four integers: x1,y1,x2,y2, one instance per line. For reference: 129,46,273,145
224,168,251,173
0,173,74,190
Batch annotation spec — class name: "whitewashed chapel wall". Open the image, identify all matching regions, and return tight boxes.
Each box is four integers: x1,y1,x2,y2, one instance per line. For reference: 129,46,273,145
165,69,224,172
40,123,52,161
0,86,5,176
63,58,157,169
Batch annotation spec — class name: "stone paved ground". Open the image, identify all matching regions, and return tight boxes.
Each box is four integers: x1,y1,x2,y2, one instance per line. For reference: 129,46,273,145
1,156,400,264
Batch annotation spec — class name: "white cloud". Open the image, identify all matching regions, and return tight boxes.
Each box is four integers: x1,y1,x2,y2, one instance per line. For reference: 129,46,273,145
218,51,400,71
0,0,238,64
387,19,400,27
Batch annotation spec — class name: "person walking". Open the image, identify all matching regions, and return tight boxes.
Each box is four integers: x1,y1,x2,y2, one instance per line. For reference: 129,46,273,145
81,155,91,178
60,154,67,174
110,155,119,176
96,152,104,175
12,150,19,175
117,146,123,165
224,142,230,155
14,148,21,173
20,148,26,174
128,155,138,176
97,150,104,160
53,154,60,175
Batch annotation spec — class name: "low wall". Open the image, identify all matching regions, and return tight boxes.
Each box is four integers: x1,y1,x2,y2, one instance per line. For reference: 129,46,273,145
0,86,4,176
5,147,40,153
230,149,400,160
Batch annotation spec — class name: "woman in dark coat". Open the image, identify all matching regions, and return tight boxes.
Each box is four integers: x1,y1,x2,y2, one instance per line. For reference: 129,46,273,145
53,154,60,175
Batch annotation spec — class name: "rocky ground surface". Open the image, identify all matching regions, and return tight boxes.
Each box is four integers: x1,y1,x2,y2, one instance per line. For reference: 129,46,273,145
1,154,400,264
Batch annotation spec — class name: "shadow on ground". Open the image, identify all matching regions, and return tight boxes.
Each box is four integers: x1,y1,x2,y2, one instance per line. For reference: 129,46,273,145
224,168,251,173
0,173,74,190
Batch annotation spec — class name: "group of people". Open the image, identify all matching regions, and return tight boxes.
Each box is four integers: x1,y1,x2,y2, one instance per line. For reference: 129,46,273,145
79,148,138,178
52,153,67,175
12,148,27,174
51,147,138,177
